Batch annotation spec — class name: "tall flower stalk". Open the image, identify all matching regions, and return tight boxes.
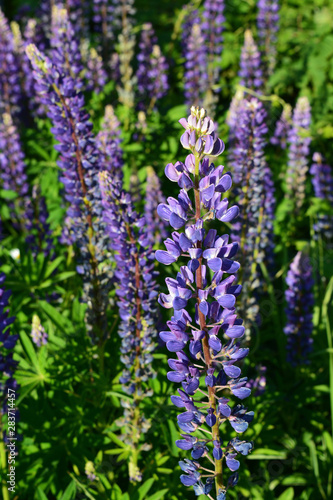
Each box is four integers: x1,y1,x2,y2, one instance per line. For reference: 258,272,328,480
0,9,22,117
238,30,263,92
156,106,253,498
184,23,207,108
202,0,225,115
229,98,275,335
27,44,111,344
310,152,333,242
99,171,159,482
284,252,314,366
270,104,292,149
116,0,136,112
257,0,279,78
286,96,311,213
96,105,124,183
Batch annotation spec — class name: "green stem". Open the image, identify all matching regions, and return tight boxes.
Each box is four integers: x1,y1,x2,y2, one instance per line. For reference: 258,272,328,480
323,277,333,439
194,153,223,493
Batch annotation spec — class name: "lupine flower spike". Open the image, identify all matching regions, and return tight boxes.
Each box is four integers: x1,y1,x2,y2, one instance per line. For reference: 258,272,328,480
0,112,29,221
202,0,225,115
270,104,292,149
31,314,48,347
286,96,311,213
156,106,253,498
0,8,22,117
99,171,159,482
229,98,275,335
27,44,112,343
257,0,279,78
284,252,314,366
96,105,124,184
310,153,333,242
184,23,207,108
238,30,263,92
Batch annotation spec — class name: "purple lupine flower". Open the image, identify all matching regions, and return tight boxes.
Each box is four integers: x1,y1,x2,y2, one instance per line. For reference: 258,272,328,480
136,23,157,104
156,106,253,497
229,98,275,334
184,23,207,108
270,104,292,149
310,152,333,241
0,269,19,440
202,0,225,114
31,314,48,347
99,171,159,482
246,365,266,397
286,96,311,212
24,186,55,260
0,112,29,213
96,105,124,183
0,9,23,116
50,5,84,86
82,45,107,95
238,30,263,92
144,167,168,246
27,44,111,342
93,0,115,54
136,23,169,112
257,0,279,77
116,0,136,109
66,0,90,39
284,252,314,366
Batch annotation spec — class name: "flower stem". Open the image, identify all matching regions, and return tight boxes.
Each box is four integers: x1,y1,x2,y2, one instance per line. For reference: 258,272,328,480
194,153,223,493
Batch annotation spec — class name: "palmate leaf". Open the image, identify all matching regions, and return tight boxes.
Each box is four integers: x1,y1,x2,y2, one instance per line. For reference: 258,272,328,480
59,480,76,500
277,487,294,500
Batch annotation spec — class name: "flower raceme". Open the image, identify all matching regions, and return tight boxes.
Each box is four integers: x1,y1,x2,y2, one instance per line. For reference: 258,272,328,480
156,106,253,499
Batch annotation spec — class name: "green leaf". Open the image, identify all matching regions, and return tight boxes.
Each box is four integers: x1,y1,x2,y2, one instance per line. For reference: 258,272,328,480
277,488,294,500
146,489,169,500
282,475,307,486
36,487,49,500
38,301,71,332
248,448,287,460
19,330,39,371
59,480,76,500
137,478,154,500
323,431,333,456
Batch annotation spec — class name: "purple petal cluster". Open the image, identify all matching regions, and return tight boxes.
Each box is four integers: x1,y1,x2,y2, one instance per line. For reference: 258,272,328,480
286,96,311,212
0,9,22,117
257,0,279,77
136,23,169,112
116,0,136,109
0,112,29,218
31,314,48,347
27,44,111,342
270,104,292,149
183,23,207,108
50,5,83,87
93,0,115,52
284,252,314,366
99,171,159,482
156,106,253,497
238,30,263,92
96,105,124,184
144,167,168,246
246,365,266,397
229,98,275,333
24,186,54,260
83,46,107,95
310,153,333,241
0,270,19,434
202,0,225,113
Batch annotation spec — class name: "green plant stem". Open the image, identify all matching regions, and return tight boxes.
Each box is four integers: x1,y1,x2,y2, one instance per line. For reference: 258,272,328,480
194,153,223,493
322,277,333,439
